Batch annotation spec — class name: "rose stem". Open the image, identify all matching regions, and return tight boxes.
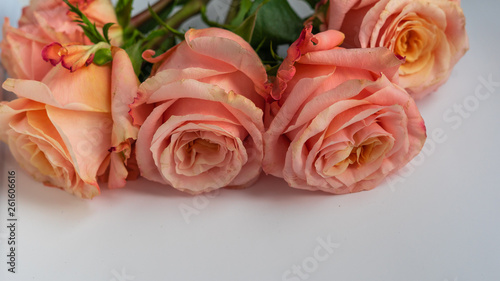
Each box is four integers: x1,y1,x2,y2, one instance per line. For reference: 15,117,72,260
165,0,211,28
224,0,241,25
129,0,174,29
143,0,211,50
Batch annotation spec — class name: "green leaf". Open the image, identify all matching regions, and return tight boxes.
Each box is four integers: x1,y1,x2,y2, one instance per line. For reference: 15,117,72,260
123,28,176,79
121,28,143,48
228,0,253,27
249,0,303,47
63,0,108,44
79,24,100,43
124,41,144,76
232,7,259,42
115,0,134,28
103,23,114,43
156,36,176,58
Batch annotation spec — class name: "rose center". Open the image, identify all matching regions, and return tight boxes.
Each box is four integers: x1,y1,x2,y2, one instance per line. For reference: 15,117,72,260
319,137,391,177
173,136,227,176
347,138,384,166
185,138,220,155
395,29,425,63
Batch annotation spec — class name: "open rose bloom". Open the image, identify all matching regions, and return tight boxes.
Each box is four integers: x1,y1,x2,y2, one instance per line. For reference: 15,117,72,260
264,26,427,194
0,48,138,198
131,28,269,195
0,0,122,80
324,0,469,99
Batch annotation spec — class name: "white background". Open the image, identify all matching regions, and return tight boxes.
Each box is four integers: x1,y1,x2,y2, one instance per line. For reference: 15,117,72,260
1,1,500,281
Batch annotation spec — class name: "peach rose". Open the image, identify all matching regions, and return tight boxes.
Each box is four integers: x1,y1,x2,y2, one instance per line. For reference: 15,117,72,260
0,47,138,198
264,26,426,194
131,28,269,195
324,0,469,99
0,0,122,80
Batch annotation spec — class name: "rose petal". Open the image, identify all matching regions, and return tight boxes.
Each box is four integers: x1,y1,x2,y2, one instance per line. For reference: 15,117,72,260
2,63,111,112
45,105,112,186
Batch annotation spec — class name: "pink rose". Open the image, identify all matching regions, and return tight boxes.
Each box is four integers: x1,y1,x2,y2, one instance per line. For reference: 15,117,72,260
324,0,469,99
0,0,122,80
264,26,426,194
0,47,138,198
131,28,269,195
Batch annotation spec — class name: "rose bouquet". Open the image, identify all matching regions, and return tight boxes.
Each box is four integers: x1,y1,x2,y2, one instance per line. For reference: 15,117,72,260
0,0,468,199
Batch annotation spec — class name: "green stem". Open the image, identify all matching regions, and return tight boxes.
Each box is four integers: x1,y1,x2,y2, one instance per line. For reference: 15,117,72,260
224,0,241,25
165,0,210,28
145,0,211,51
130,0,174,29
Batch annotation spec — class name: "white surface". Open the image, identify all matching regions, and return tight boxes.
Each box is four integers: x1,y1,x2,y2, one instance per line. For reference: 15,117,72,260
1,1,500,281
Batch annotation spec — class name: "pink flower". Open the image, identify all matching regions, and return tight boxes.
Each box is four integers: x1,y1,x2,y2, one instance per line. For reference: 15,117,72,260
323,0,469,99
42,41,111,72
0,0,122,80
0,47,138,199
131,28,269,195
264,26,426,194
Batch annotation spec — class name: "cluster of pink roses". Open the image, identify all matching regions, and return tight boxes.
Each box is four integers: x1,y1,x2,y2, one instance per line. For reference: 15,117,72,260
0,0,468,198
